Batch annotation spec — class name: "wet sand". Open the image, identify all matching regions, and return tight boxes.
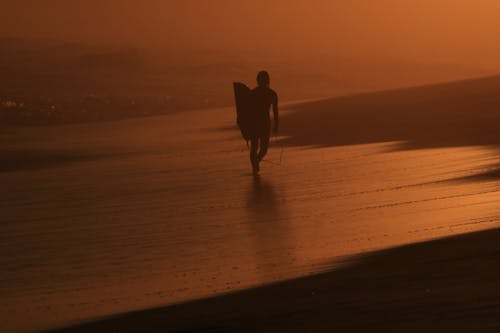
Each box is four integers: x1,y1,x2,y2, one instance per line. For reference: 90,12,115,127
45,228,500,333
1,77,500,332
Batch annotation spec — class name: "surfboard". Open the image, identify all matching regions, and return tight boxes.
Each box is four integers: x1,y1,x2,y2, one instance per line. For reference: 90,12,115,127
233,82,254,141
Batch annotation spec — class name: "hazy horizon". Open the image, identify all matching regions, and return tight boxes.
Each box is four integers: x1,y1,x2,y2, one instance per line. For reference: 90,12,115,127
2,1,500,126
2,1,500,70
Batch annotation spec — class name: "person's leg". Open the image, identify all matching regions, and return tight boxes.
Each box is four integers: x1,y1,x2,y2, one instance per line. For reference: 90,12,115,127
250,137,259,174
257,134,270,162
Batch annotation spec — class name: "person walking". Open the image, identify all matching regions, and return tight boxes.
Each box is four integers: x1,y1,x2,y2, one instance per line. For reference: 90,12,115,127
249,71,279,175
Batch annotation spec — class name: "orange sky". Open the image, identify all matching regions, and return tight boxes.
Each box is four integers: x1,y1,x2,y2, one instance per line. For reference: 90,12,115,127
2,1,500,67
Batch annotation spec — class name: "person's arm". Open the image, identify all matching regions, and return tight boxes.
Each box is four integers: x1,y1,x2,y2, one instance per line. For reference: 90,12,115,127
272,92,279,134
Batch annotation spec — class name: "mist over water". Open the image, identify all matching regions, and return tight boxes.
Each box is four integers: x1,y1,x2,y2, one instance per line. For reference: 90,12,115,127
3,1,500,125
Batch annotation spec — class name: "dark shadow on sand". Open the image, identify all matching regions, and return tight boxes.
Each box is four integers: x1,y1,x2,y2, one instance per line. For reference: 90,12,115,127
45,227,500,333
0,149,127,172
281,75,500,151
453,166,500,182
439,163,500,184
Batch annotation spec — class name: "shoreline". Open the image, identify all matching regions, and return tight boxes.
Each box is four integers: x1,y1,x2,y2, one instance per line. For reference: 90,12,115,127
45,227,500,332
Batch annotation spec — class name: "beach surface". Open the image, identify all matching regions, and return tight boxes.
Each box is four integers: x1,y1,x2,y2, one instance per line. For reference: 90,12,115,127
1,77,500,332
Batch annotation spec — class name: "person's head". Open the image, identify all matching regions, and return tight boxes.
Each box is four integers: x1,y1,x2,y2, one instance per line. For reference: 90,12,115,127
257,70,270,87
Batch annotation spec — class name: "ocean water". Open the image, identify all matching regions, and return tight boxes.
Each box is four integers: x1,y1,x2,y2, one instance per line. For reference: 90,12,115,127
1,106,499,332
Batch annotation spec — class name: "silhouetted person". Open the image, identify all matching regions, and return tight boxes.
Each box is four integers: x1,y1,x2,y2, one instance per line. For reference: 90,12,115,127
250,71,279,175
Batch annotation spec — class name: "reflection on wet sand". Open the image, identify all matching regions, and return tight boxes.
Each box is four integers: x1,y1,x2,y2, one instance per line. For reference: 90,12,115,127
2,104,500,333
246,176,294,282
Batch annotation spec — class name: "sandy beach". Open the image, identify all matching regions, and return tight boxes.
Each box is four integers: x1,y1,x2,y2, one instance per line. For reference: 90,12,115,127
46,228,500,333
5,2,500,332
1,76,499,332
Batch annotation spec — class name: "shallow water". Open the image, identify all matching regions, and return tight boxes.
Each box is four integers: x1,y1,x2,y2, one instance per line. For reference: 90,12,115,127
1,106,499,333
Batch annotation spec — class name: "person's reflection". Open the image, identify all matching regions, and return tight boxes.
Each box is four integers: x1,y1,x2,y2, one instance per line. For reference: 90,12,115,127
246,176,293,283
248,176,278,213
